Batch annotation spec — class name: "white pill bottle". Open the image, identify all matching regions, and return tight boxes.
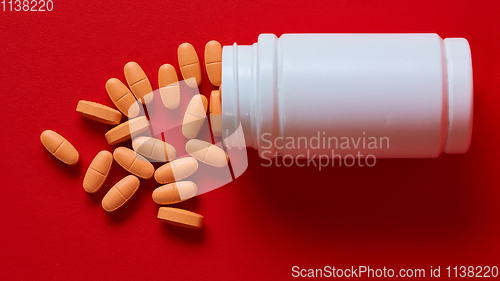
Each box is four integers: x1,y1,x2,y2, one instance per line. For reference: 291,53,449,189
220,33,473,159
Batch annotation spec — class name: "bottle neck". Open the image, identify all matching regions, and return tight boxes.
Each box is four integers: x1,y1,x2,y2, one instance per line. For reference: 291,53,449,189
220,34,279,157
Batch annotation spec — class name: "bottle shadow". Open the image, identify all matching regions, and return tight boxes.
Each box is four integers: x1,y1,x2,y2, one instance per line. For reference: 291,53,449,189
41,146,83,179
238,150,474,244
160,221,206,244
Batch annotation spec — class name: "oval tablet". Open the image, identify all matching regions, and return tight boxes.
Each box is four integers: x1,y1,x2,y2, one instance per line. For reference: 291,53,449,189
157,207,203,229
132,136,177,162
185,139,228,167
178,43,202,88
102,175,140,212
205,40,222,86
113,147,154,179
182,94,208,139
105,78,140,118
40,130,79,165
104,116,150,145
124,62,154,105
152,181,198,205
83,150,113,193
76,100,122,125
158,64,181,109
154,157,199,184
209,90,222,137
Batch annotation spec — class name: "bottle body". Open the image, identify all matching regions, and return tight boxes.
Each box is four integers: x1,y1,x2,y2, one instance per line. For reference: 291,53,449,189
221,34,473,158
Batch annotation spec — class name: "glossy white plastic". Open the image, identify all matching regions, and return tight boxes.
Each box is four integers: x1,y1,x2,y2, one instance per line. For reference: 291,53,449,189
221,33,473,158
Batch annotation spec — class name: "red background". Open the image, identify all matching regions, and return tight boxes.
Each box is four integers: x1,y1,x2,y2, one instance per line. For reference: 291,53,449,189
1,0,499,280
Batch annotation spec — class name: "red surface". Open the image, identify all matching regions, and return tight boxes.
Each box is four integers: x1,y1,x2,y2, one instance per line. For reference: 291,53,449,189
1,1,499,280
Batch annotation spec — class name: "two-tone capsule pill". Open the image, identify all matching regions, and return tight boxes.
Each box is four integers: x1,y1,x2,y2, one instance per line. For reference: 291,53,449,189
40,130,80,165
158,64,181,109
154,157,199,184
152,181,197,205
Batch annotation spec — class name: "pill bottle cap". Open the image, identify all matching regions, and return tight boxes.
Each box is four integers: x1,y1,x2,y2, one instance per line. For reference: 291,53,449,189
444,38,473,154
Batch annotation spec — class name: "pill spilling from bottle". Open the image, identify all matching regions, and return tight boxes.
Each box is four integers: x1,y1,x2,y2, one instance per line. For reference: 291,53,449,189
40,40,225,230
40,33,475,230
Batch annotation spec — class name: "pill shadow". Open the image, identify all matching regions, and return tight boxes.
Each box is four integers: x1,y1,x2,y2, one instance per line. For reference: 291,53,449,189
173,196,201,211
160,221,206,244
85,190,103,207
78,115,113,136
41,146,82,178
84,174,119,207
240,150,473,244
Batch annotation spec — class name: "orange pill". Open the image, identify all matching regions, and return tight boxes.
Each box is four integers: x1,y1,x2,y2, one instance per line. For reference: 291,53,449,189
178,43,202,88
105,78,140,118
185,139,228,167
157,207,204,229
124,62,154,105
152,181,198,205
83,151,113,193
154,157,199,184
40,130,79,165
205,40,222,86
113,147,154,179
182,94,208,139
104,116,150,145
102,175,140,212
158,64,181,109
209,90,222,137
132,136,176,162
76,100,122,125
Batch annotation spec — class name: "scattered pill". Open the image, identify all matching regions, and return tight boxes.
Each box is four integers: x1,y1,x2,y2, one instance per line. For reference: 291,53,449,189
76,100,122,125
132,136,176,162
178,43,202,88
154,157,199,184
209,90,222,137
104,116,150,145
182,94,208,139
124,62,154,105
113,146,154,179
83,150,113,193
152,181,197,205
102,175,140,212
105,78,140,118
158,64,181,109
40,130,80,165
205,40,222,87
185,139,228,167
157,207,203,229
